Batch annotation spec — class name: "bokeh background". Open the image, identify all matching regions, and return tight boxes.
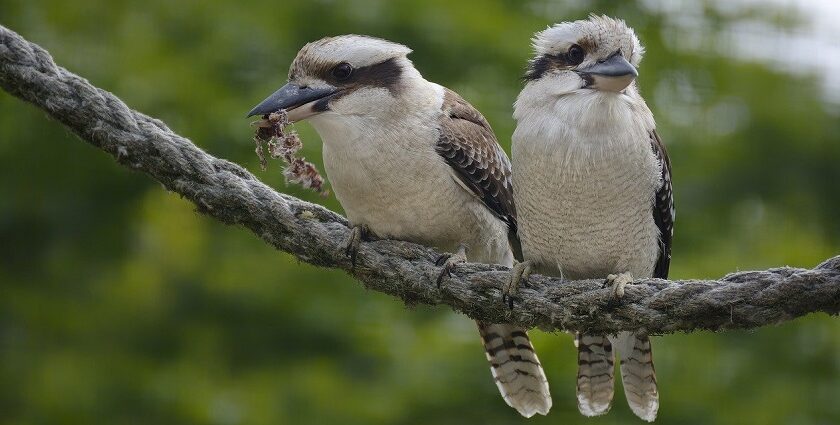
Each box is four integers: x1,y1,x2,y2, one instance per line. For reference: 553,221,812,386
1,0,839,424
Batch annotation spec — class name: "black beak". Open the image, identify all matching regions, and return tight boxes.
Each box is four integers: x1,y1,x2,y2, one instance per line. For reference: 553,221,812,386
246,82,338,118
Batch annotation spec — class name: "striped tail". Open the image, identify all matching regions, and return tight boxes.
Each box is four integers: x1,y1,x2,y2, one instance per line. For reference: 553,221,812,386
614,331,659,422
575,333,615,416
478,322,551,417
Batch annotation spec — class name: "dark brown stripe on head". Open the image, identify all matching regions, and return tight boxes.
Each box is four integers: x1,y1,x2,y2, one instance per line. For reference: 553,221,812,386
576,36,598,53
523,43,592,81
294,57,404,93
523,55,554,81
304,58,405,106
350,58,403,94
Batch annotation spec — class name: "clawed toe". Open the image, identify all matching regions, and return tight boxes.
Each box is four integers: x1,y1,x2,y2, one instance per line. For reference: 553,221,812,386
603,272,634,299
436,246,467,288
503,260,533,309
345,225,371,268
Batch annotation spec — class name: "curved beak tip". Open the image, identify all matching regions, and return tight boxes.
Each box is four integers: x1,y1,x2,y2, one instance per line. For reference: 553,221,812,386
580,54,638,92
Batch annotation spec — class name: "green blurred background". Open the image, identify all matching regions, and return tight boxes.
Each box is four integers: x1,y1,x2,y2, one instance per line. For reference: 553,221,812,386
1,0,839,424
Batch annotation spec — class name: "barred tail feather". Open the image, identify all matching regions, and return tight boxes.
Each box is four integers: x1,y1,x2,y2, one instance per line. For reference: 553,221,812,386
478,322,551,417
614,331,659,422
576,333,615,417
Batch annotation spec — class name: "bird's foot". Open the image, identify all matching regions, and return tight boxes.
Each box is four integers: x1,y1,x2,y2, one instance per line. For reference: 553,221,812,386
345,224,372,268
603,272,634,299
435,245,467,288
503,260,533,309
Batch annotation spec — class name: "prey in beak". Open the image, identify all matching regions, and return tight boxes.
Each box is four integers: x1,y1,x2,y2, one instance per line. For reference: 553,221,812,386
247,83,338,122
577,52,638,92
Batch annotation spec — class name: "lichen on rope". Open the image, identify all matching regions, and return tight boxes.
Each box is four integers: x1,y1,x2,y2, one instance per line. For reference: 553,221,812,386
1,24,839,335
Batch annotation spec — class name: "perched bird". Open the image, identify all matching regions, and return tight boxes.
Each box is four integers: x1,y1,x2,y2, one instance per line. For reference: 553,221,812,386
248,35,552,417
511,16,674,422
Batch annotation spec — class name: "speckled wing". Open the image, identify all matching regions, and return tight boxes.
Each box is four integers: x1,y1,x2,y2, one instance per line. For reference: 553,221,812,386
437,91,548,416
650,130,674,279
435,88,519,256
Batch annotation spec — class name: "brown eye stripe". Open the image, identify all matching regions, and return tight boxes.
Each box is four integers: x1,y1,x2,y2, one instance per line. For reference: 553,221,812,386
523,52,579,81
346,58,403,94
576,37,597,52
523,55,553,81
291,58,404,95
523,35,600,81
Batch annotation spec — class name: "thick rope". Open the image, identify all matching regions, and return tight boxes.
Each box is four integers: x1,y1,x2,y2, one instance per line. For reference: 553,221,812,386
1,25,838,335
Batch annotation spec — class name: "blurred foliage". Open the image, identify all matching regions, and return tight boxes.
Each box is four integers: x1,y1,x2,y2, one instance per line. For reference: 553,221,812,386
1,0,839,424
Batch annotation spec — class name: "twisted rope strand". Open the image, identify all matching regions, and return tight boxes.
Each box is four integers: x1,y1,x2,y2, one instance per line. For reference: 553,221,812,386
2,25,838,335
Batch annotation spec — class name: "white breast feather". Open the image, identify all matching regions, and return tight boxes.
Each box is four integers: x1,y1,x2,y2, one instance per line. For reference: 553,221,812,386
309,81,511,265
513,89,661,279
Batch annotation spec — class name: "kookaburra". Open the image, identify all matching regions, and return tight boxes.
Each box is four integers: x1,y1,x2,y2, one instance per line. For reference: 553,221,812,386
511,16,674,422
247,35,552,417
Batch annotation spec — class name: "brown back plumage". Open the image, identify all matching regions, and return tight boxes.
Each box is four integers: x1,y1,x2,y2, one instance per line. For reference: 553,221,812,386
435,88,522,259
435,88,548,416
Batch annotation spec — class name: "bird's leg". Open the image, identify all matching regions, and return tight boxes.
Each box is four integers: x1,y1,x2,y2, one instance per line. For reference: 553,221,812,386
435,244,467,288
503,260,533,309
345,224,372,268
603,272,634,298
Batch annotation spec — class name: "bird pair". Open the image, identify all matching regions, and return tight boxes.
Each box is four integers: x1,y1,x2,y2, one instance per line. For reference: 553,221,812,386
248,15,673,422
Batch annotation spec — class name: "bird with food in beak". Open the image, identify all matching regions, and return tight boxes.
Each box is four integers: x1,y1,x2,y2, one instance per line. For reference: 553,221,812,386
248,35,552,418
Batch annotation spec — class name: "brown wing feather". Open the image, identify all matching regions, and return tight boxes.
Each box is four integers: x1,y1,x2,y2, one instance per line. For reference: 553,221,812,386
435,89,520,258
650,130,674,279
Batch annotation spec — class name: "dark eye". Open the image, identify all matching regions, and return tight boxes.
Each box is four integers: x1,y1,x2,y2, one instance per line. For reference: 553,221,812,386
567,45,585,65
331,62,353,81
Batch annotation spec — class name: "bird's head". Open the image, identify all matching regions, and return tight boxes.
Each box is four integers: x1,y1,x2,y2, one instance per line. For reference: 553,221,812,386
524,15,643,95
247,35,418,124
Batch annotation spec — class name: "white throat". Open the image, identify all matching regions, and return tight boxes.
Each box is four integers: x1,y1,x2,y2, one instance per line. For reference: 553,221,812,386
513,83,655,175
306,66,437,149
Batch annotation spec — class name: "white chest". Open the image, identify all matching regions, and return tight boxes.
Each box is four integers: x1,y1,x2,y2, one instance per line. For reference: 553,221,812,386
512,93,662,279
304,81,512,265
311,113,509,263
320,122,453,238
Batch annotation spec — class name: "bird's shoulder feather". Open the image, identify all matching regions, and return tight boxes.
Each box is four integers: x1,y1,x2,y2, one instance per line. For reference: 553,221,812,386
435,88,520,257
650,129,674,279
